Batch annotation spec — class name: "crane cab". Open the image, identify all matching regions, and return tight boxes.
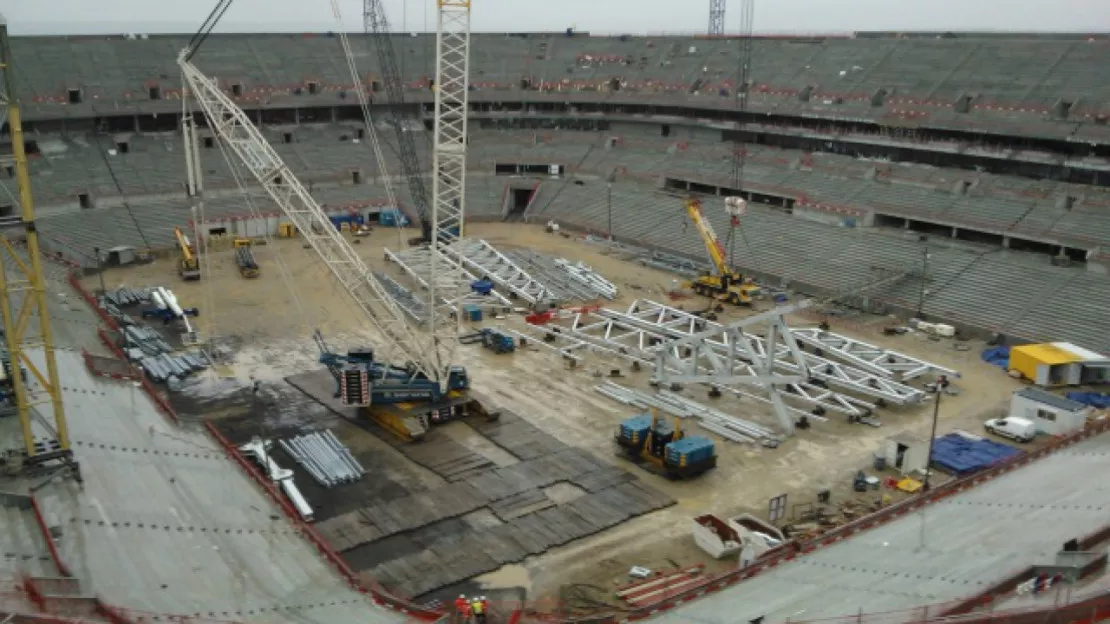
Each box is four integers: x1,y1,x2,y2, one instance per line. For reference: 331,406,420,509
446,366,470,392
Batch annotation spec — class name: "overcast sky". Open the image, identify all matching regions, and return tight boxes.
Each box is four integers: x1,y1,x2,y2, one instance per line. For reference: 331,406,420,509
4,0,1109,36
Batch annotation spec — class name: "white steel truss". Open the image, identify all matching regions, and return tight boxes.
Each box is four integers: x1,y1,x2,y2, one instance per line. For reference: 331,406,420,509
385,246,512,308
614,301,927,405
791,327,960,381
431,0,472,242
438,239,551,304
567,303,876,418
651,303,813,434
179,55,455,386
568,301,926,405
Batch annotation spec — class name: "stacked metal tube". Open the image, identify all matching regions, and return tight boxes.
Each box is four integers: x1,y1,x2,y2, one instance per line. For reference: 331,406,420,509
278,430,365,488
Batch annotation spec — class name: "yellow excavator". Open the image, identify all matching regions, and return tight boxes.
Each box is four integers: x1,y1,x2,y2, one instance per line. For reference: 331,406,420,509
174,227,201,281
684,197,759,306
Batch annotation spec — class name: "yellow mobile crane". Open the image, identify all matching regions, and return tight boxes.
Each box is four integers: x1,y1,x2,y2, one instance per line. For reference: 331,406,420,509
173,227,201,281
684,197,759,306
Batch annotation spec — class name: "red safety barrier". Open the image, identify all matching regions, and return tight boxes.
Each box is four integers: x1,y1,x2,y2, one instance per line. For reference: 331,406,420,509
50,255,443,622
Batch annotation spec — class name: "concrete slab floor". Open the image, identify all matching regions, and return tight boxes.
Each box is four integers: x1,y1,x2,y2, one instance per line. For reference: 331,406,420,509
92,223,1030,607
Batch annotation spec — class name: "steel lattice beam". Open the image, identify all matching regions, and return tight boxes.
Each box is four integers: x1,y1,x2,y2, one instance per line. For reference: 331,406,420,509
791,327,960,381
615,301,928,405
567,303,877,418
708,0,726,36
431,0,471,242
438,239,551,304
384,246,512,308
0,22,71,458
179,55,456,386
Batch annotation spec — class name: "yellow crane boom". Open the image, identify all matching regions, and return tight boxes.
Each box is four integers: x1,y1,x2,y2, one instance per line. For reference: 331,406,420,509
684,197,759,306
174,227,201,281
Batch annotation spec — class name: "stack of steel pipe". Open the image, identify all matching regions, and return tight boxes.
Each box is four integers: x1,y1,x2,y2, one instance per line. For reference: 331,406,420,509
595,382,779,445
554,258,619,300
279,430,365,488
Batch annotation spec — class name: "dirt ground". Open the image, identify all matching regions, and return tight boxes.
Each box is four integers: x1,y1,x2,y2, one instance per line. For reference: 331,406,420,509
87,222,1028,606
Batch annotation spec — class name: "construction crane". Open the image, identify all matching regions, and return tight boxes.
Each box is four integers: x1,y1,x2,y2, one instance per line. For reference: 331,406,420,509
684,197,760,306
0,17,73,466
362,0,471,244
179,0,477,440
708,0,726,36
174,227,201,281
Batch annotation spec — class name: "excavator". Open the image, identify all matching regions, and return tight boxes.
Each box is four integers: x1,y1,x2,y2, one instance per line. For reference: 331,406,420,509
684,197,759,306
174,227,201,281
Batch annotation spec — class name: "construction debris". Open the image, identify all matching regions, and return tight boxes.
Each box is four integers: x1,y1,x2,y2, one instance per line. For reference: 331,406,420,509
596,382,784,445
279,430,365,488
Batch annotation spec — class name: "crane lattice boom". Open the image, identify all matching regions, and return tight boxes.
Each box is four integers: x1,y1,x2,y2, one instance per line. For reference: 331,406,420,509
178,53,456,387
363,0,434,242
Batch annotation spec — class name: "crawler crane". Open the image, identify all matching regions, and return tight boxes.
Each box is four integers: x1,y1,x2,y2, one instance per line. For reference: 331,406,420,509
179,0,481,442
685,197,760,306
174,227,201,281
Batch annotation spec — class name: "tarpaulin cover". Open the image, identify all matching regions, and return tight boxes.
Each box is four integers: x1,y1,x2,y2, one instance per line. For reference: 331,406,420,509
930,433,1022,476
981,346,1010,369
1066,392,1110,409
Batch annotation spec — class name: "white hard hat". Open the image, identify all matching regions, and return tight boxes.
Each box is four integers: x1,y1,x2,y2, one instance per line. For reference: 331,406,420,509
459,594,466,598
481,596,486,600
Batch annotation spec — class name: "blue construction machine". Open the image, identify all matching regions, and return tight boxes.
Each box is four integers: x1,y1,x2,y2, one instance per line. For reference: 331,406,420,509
616,410,717,479
312,330,481,441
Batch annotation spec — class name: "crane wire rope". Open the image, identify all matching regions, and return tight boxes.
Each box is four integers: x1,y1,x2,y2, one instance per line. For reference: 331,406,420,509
725,0,761,276
531,38,680,220
90,134,153,251
333,0,406,250
182,93,222,353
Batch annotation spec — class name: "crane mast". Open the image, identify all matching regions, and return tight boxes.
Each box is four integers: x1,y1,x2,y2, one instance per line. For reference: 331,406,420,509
708,0,726,36
0,19,72,460
430,0,472,242
178,53,457,387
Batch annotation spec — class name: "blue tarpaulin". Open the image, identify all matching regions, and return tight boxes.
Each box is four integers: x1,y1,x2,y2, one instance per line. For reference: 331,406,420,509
981,346,1010,370
1066,392,1110,409
930,433,1022,476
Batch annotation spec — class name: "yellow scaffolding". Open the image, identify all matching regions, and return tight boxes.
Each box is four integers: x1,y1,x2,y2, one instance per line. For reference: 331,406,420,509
0,20,71,457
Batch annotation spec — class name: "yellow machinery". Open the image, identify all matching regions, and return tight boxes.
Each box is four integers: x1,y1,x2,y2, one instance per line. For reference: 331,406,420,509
684,197,759,306
173,227,201,281
0,23,73,465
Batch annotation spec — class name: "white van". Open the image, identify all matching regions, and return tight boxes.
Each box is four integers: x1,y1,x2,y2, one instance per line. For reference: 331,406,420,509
984,416,1036,443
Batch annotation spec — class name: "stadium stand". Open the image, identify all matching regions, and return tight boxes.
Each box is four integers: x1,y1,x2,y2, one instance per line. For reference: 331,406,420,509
6,31,1110,355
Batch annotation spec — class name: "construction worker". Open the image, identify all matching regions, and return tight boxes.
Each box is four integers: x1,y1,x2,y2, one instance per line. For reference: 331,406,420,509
480,596,489,617
470,595,486,624
454,594,469,623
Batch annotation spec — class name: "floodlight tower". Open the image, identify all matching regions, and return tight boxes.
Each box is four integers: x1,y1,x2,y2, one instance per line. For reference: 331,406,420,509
708,0,726,36
0,16,72,459
431,0,472,243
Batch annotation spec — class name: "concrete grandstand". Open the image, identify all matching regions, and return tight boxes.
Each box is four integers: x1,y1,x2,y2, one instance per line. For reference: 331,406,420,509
4,28,1110,624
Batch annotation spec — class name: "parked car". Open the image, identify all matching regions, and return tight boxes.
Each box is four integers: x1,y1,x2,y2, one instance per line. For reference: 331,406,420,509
984,417,1036,443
